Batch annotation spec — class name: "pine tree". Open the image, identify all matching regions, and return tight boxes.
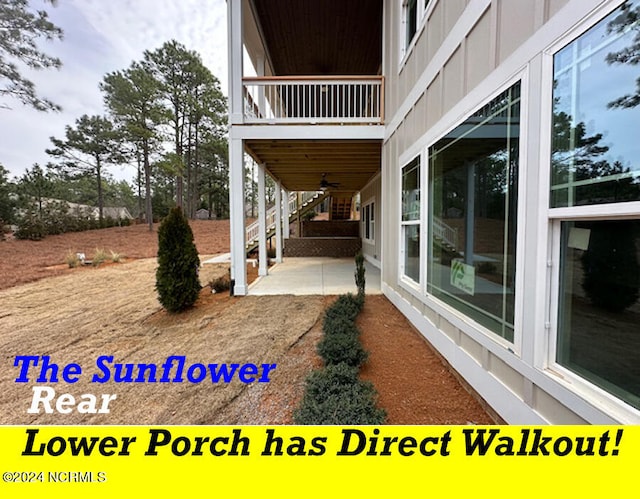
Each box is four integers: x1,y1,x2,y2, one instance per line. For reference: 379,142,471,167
46,115,123,223
0,0,63,111
155,207,201,312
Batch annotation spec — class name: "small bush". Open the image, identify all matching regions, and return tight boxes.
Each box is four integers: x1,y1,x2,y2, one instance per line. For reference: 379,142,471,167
355,251,366,297
293,364,386,425
323,293,363,325
155,207,201,312
210,274,231,293
110,251,122,263
317,332,368,367
323,316,360,339
65,251,81,268
92,248,108,267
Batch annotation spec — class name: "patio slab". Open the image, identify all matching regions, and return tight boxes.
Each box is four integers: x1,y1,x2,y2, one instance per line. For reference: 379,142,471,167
247,257,381,295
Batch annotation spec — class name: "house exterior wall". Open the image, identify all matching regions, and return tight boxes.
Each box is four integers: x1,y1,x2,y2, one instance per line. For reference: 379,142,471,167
381,0,639,424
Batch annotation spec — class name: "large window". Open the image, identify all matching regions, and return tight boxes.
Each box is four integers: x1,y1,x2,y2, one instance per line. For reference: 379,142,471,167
428,83,521,341
552,1,640,411
401,157,420,284
551,0,640,207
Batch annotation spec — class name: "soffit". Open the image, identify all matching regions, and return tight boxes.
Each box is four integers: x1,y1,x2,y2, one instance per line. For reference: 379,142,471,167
245,139,382,193
249,0,383,76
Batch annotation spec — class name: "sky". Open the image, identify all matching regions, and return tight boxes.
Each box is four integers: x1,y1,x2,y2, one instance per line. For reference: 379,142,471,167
1,0,229,183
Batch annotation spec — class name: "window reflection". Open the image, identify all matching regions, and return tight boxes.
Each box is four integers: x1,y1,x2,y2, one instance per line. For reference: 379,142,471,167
557,220,640,409
551,0,640,207
428,83,520,341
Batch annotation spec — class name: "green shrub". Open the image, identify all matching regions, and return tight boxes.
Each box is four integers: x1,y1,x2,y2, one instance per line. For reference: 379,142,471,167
317,332,368,367
323,293,363,325
155,207,201,312
355,251,366,297
323,316,360,339
293,364,386,425
15,213,46,240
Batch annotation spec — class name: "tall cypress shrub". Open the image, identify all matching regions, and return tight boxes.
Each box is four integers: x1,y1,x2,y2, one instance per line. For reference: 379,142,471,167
155,207,201,312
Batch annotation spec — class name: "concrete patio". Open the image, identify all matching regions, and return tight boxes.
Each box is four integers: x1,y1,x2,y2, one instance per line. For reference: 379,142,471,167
248,257,381,296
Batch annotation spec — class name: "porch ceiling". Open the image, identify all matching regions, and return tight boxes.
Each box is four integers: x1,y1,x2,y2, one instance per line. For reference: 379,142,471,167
245,139,381,193
248,0,383,76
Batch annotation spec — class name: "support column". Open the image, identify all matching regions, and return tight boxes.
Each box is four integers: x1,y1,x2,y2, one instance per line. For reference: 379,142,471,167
283,189,290,239
275,182,283,263
258,164,268,276
227,0,243,124
229,138,247,295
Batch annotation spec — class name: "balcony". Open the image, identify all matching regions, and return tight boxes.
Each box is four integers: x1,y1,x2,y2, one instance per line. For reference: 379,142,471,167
243,76,384,125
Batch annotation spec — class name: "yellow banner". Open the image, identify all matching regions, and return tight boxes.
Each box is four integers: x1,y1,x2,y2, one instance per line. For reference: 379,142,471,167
0,425,636,497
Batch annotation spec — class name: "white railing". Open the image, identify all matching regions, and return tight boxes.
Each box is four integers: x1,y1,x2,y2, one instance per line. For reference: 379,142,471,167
433,217,458,251
245,191,324,248
243,76,384,124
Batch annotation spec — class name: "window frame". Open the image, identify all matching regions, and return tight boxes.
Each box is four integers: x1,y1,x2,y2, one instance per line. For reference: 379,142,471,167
399,0,434,68
542,0,640,419
547,214,640,418
362,198,376,244
399,154,423,291
424,80,524,345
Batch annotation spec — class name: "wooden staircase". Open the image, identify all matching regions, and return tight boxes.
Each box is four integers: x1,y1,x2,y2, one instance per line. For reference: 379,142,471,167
330,196,353,220
245,191,329,254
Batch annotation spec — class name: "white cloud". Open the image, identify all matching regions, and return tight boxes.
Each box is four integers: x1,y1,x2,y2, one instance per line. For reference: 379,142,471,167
0,0,228,182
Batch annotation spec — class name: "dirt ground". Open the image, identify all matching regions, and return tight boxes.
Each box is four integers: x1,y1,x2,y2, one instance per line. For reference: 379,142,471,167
0,222,496,424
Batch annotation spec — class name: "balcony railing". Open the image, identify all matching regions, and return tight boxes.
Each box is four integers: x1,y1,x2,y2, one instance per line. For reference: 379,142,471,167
243,76,384,125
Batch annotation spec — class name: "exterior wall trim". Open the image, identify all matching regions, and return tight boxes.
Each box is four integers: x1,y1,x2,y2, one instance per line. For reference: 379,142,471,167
230,124,385,141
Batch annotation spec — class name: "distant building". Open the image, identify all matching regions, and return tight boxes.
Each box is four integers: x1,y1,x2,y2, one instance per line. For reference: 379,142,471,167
195,208,211,220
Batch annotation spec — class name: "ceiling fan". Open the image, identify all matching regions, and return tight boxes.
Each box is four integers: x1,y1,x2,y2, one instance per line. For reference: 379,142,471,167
319,173,340,191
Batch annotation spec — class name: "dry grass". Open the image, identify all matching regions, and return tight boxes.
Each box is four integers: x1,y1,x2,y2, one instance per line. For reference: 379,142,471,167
0,258,324,424
0,220,230,290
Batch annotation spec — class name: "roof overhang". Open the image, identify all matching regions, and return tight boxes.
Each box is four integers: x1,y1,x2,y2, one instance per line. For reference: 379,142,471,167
246,0,383,77
245,138,381,193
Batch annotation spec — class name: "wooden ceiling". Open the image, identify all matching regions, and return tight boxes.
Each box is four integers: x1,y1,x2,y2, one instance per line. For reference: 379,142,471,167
249,0,383,76
245,139,382,193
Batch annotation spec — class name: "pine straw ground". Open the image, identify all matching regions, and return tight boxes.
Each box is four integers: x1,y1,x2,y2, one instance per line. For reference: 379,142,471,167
0,221,496,424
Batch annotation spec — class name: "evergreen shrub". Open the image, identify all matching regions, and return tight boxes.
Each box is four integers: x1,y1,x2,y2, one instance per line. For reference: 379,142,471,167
322,316,360,339
355,251,366,297
317,331,368,367
323,293,363,325
293,364,386,425
155,207,201,312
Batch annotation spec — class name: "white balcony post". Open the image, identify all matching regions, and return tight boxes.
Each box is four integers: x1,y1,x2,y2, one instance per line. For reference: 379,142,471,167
229,137,247,295
275,182,283,263
227,0,243,125
283,189,290,239
256,54,266,118
257,163,268,276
